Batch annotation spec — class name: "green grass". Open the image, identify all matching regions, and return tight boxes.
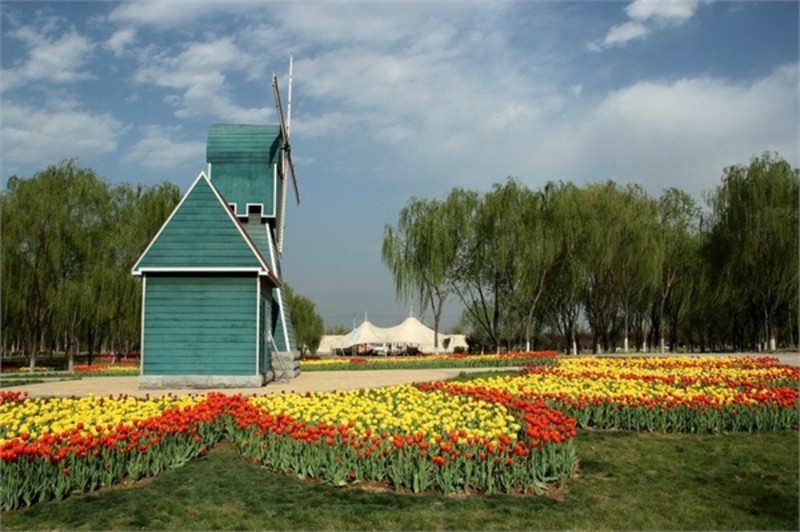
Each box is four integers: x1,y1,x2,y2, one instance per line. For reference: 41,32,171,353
0,374,83,388
3,430,796,531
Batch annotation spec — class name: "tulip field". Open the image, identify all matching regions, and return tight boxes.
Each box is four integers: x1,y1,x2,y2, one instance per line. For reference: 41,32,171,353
1,354,798,512
421,355,800,433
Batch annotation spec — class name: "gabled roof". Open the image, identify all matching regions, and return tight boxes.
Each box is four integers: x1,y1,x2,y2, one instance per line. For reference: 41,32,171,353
131,172,279,285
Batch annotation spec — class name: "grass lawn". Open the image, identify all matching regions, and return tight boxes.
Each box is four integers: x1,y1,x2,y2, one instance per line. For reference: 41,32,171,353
2,429,796,531
0,374,83,387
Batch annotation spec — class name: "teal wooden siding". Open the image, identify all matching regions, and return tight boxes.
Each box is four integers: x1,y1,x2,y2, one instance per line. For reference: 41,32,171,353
133,176,266,272
241,218,296,353
241,216,273,258
207,124,282,219
211,163,275,217
142,276,259,375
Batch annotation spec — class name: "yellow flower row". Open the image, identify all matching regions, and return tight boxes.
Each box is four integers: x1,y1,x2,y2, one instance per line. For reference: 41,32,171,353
441,356,798,406
74,365,139,374
2,385,520,449
0,394,203,443
250,385,519,443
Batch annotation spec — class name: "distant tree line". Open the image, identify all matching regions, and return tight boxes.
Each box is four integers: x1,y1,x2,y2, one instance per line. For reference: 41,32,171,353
382,152,799,354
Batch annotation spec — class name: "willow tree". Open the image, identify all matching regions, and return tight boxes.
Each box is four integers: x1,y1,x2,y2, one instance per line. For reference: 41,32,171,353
653,188,700,352
611,184,660,352
1,162,181,368
453,178,534,350
514,181,566,350
579,181,624,353
382,187,478,351
2,161,111,369
706,152,799,351
540,182,586,354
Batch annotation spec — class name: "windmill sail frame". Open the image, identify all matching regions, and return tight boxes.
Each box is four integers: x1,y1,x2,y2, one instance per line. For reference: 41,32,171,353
272,57,299,254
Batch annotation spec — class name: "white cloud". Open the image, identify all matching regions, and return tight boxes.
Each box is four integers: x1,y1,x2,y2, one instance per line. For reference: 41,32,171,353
106,27,136,56
626,0,701,23
1,102,122,169
597,21,652,49
270,2,473,49
534,63,799,200
590,0,705,51
132,37,272,122
134,38,247,88
106,1,260,29
123,125,205,170
486,102,539,132
2,25,94,91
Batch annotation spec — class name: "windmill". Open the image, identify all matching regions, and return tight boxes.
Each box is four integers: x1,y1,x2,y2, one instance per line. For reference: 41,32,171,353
133,56,304,388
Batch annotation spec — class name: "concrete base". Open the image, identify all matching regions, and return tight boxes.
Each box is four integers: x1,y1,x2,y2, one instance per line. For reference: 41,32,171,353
138,374,267,389
271,351,301,380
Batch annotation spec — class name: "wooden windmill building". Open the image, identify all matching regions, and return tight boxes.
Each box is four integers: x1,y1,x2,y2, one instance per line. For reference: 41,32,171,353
132,69,301,388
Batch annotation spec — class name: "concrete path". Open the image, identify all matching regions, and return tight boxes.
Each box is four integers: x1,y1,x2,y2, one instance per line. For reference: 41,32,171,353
9,368,497,399
7,353,798,399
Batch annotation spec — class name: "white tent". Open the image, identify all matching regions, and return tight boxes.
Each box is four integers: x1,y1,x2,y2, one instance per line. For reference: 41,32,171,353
348,319,387,345
316,315,468,355
317,335,351,354
385,316,436,348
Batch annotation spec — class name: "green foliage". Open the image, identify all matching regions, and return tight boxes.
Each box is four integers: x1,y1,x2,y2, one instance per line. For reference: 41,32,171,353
1,161,180,368
705,152,799,350
285,284,324,355
326,324,350,335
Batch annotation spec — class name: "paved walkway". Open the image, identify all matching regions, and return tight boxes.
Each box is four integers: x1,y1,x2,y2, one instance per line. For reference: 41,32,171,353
10,368,495,399
8,353,799,399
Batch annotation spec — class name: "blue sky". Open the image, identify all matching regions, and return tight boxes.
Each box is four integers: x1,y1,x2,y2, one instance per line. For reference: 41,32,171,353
2,1,798,331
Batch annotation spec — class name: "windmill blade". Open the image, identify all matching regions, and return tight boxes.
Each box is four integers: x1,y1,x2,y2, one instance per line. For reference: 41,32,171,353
286,150,300,204
272,73,300,205
277,162,288,254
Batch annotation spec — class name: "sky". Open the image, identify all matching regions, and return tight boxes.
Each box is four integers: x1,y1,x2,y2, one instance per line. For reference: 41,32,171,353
2,0,798,332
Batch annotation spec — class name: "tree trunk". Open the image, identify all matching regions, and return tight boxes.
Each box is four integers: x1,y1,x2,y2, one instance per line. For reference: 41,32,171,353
28,333,39,371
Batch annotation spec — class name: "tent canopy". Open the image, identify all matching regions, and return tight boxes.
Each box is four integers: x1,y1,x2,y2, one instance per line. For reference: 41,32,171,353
317,315,467,355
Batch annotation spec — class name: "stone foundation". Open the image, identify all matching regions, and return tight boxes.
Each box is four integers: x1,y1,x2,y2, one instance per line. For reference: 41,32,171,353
271,351,301,380
138,374,267,389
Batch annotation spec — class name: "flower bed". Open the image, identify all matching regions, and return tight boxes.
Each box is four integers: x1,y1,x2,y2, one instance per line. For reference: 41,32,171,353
1,382,576,509
301,351,557,371
2,355,796,510
0,392,221,509
226,385,576,494
418,356,800,433
73,364,139,376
